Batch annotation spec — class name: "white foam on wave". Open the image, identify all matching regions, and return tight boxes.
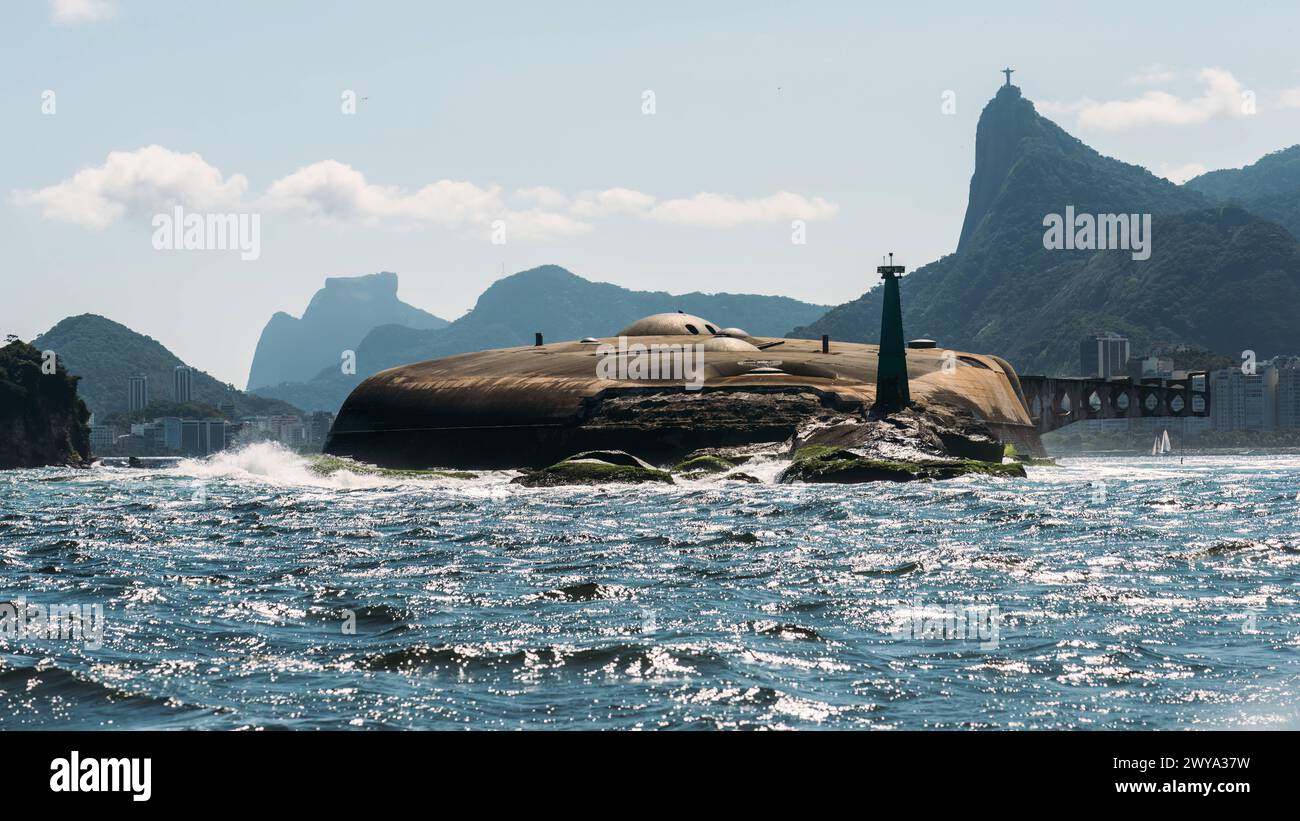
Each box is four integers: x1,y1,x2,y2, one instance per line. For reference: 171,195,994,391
173,442,409,490
168,442,528,495
724,452,789,484
1026,454,1300,493
1025,456,1202,485
738,452,795,483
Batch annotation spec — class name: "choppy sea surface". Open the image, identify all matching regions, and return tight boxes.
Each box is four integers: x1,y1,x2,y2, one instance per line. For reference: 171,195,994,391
1,443,1297,730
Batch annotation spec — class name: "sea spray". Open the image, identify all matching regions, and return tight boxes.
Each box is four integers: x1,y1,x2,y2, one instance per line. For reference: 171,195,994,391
174,442,424,490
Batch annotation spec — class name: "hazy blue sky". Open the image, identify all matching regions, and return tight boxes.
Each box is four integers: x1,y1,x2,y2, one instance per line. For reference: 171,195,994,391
5,0,1300,385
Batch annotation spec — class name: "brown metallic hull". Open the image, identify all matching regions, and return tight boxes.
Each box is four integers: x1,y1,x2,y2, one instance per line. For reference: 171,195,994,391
324,336,1039,469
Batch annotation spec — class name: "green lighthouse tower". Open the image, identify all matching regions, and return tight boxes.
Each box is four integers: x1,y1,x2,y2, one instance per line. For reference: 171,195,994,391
870,252,910,416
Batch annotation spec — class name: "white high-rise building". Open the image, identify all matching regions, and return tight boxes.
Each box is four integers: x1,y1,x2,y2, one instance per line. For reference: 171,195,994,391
1080,333,1130,379
1273,360,1300,430
127,375,149,413
89,426,117,453
1211,367,1279,431
174,365,193,403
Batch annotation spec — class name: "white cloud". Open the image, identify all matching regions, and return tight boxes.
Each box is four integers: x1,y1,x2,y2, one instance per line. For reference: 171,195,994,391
11,145,248,229
502,210,594,240
649,191,838,227
1156,162,1208,185
1279,88,1300,109
262,160,502,227
1040,67,1253,130
1124,64,1178,86
262,166,833,235
14,148,838,239
512,186,570,209
49,0,113,24
261,162,593,239
568,188,657,218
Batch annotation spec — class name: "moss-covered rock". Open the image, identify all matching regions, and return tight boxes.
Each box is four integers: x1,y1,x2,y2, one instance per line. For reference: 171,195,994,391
675,443,780,467
307,454,475,479
1016,457,1058,467
512,451,673,487
671,454,735,475
560,450,658,469
1003,444,1057,466
779,445,1026,483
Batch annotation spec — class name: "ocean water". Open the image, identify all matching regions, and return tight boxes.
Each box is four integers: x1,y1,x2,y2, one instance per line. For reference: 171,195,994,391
1,443,1297,730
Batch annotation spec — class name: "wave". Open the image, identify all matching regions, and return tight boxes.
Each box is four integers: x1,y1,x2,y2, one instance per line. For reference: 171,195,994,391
0,655,215,728
170,442,444,490
358,641,732,677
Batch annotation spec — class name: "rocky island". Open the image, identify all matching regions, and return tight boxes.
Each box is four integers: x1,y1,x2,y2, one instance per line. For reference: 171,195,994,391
0,338,92,469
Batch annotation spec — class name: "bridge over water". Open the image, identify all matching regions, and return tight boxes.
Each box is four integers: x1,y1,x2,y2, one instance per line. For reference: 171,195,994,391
1016,374,1211,435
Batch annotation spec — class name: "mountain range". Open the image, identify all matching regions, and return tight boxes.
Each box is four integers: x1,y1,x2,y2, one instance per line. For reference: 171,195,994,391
790,84,1300,375
251,265,830,412
21,85,1300,418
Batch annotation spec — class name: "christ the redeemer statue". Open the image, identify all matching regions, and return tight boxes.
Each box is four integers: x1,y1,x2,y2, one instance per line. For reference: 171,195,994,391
1002,67,1014,86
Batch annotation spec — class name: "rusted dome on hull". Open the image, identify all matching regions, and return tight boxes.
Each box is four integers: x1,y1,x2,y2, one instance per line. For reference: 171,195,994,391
617,312,720,337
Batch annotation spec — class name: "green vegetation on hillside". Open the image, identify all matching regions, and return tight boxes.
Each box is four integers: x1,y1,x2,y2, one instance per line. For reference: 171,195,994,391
0,337,91,468
1147,346,1234,373
101,400,230,429
1186,146,1300,241
32,314,303,419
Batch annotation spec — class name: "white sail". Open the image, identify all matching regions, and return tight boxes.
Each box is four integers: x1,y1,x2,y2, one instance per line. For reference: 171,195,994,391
1152,437,1159,456
1161,430,1172,454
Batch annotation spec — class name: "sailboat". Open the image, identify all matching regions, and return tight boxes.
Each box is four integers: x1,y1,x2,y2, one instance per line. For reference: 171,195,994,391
1151,429,1172,456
